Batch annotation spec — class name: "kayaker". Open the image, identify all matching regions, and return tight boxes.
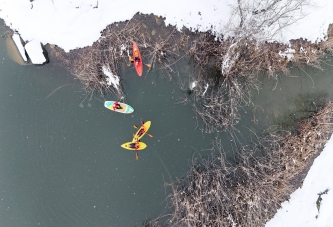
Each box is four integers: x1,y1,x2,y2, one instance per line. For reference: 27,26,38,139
137,129,144,137
112,101,122,110
129,140,140,150
135,140,140,150
137,122,146,137
134,50,140,63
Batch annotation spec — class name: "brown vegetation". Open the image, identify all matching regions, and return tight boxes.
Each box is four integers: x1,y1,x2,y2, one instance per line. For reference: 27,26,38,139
51,14,190,99
187,29,333,132
180,0,333,132
149,101,333,226
51,19,146,98
49,10,333,133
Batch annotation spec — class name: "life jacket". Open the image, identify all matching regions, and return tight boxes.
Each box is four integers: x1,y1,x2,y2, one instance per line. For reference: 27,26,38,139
138,128,145,136
135,141,140,150
113,101,119,110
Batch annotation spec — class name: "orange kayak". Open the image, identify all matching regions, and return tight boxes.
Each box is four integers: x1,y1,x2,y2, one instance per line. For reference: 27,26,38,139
132,42,143,76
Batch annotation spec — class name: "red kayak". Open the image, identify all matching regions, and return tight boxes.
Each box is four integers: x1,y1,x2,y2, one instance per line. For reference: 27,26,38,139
132,42,143,76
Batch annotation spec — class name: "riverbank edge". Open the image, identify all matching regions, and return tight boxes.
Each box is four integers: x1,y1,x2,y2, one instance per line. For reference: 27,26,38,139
152,101,333,226
39,14,333,133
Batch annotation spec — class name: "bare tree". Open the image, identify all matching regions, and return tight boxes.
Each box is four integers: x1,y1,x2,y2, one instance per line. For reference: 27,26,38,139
186,0,333,133
225,0,311,42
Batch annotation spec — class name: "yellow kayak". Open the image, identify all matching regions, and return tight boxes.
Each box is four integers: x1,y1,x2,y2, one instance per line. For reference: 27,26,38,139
132,121,151,142
121,141,147,150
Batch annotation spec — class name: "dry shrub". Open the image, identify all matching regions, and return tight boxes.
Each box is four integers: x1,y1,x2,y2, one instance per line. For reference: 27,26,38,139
143,28,183,79
186,27,333,133
183,1,333,133
188,35,291,132
48,12,333,132
52,19,147,98
50,14,188,99
151,101,333,227
290,36,333,70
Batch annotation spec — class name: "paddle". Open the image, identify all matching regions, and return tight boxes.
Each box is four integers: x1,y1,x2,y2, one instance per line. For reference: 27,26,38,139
133,125,153,138
129,57,151,68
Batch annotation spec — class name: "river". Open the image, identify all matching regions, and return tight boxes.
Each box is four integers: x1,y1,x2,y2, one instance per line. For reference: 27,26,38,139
1,22,333,226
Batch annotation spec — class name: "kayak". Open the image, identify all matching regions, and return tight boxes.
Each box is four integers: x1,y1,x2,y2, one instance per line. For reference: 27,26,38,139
132,121,151,141
121,141,147,150
132,42,143,76
104,101,134,114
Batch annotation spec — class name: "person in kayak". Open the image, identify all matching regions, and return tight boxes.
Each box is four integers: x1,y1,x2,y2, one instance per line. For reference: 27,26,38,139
134,50,140,65
137,122,145,137
129,140,140,150
112,101,122,110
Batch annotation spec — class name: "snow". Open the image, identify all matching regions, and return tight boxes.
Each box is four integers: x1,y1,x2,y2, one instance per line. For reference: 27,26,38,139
278,48,296,61
225,0,333,43
280,2,333,43
190,81,197,90
227,214,237,227
24,39,46,64
119,44,127,57
12,33,27,61
0,0,233,52
265,133,333,227
221,42,238,75
102,66,120,90
1,0,332,53
202,84,209,96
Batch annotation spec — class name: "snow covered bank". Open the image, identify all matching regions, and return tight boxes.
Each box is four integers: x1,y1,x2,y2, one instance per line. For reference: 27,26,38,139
12,33,27,61
0,0,333,53
11,33,47,64
266,133,333,227
0,0,232,52
24,39,46,64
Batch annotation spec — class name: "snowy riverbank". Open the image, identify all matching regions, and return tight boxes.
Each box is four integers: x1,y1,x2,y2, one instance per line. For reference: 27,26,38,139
0,0,333,52
266,133,333,227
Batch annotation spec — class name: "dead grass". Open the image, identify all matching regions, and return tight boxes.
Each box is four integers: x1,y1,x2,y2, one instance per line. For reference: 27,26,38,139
149,101,333,227
51,18,147,98
50,14,189,99
185,31,333,132
48,15,333,133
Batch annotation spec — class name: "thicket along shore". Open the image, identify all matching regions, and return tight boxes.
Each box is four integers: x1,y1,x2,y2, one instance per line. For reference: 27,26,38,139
148,102,333,226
